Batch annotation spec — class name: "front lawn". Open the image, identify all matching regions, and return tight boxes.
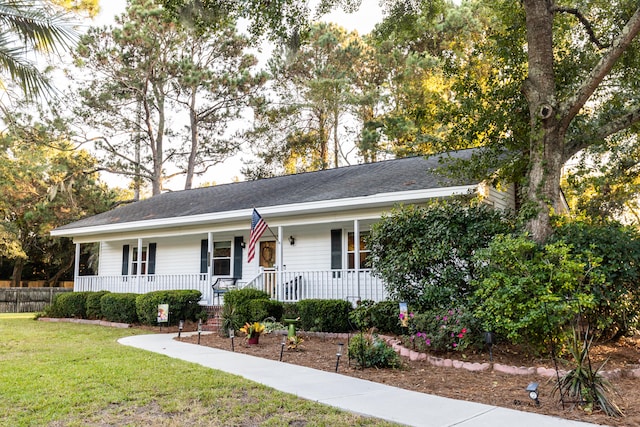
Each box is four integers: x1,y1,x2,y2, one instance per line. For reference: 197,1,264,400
0,314,396,426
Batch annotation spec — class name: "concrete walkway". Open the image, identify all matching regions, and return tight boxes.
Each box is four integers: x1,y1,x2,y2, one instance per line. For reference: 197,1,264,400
118,333,605,427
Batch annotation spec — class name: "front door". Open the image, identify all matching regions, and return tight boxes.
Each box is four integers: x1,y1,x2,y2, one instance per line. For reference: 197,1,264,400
260,241,276,297
259,241,276,268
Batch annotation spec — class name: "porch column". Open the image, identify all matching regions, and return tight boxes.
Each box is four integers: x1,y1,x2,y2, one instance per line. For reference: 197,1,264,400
208,231,214,285
277,226,283,300
73,242,80,291
354,219,361,300
137,238,143,274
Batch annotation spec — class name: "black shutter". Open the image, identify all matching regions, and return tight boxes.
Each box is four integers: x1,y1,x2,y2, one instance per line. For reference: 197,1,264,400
121,245,130,275
233,236,243,278
331,229,342,269
148,243,156,274
200,239,208,274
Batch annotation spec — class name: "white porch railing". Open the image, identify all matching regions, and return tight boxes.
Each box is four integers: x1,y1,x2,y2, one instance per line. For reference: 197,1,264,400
244,269,388,304
74,274,214,305
74,270,388,305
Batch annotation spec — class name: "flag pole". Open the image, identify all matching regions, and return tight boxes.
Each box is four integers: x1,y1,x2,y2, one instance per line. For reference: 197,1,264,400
252,207,279,243
266,225,280,243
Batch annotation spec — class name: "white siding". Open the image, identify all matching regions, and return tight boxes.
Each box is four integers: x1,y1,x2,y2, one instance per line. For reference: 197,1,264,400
484,184,516,211
99,241,125,276
155,236,201,275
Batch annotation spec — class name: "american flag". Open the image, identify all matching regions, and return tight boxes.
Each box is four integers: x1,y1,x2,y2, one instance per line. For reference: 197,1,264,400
247,209,268,263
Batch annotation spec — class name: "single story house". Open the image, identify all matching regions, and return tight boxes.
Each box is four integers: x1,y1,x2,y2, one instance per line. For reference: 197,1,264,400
51,149,515,306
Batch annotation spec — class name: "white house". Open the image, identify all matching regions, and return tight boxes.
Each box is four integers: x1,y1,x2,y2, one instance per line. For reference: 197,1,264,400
51,149,515,306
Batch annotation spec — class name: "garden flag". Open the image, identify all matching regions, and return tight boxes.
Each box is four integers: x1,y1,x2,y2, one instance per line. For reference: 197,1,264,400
248,209,268,263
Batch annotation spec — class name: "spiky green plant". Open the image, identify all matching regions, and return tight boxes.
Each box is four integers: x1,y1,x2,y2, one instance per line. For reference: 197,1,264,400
553,328,622,417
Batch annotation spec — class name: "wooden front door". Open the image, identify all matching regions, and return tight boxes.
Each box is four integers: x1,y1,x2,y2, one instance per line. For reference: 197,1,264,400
259,241,276,268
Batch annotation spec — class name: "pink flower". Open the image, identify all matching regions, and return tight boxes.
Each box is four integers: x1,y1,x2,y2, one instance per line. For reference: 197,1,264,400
461,328,467,333
452,343,457,348
457,333,464,338
409,312,414,318
399,313,404,320
425,339,431,346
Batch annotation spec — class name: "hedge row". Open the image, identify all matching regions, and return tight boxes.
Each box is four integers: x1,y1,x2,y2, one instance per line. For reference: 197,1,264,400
222,289,355,333
43,290,206,326
222,288,282,327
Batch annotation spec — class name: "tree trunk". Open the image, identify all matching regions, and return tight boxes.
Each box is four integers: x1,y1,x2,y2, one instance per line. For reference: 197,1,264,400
11,259,24,287
333,104,339,168
185,90,198,190
522,0,561,243
45,255,75,287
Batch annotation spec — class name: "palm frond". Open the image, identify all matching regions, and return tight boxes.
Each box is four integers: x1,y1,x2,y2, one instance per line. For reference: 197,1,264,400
0,0,76,98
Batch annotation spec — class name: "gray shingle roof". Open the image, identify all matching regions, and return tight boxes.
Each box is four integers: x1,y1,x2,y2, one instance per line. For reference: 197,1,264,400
55,149,477,231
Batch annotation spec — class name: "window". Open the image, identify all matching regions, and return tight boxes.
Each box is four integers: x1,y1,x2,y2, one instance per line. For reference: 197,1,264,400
213,240,231,276
126,243,156,276
347,231,371,269
132,246,148,275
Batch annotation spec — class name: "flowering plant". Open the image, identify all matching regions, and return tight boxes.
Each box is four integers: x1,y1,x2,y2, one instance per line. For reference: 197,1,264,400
239,322,265,338
406,308,472,352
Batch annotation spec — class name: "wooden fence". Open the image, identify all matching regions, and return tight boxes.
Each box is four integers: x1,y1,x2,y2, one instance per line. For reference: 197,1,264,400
0,288,72,313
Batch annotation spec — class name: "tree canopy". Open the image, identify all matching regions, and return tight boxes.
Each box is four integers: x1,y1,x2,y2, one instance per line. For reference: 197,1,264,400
0,110,118,285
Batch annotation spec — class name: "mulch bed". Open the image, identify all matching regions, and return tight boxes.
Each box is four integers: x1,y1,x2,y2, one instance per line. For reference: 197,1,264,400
176,328,640,427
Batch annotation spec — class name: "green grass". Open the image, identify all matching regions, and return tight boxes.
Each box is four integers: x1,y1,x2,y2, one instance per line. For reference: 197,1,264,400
0,315,397,426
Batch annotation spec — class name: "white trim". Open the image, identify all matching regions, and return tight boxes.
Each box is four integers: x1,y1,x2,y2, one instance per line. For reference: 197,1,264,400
51,185,478,238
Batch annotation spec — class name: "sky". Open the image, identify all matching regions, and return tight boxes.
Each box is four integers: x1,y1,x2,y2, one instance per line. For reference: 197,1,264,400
89,0,385,190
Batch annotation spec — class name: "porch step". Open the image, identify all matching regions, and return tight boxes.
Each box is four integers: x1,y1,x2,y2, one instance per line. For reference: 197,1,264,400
202,306,223,333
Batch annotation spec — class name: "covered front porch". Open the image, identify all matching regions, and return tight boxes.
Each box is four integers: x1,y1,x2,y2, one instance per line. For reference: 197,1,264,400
70,213,388,306
73,268,388,306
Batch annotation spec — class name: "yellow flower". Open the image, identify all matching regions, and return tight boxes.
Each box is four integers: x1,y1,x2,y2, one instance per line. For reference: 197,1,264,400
239,322,265,338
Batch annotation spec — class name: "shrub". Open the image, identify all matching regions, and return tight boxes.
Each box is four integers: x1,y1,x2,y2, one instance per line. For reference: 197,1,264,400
85,291,110,320
101,293,138,324
46,292,90,318
551,218,640,339
471,235,600,352
296,299,352,332
552,329,622,417
282,302,299,320
348,332,401,369
223,288,270,307
247,299,284,323
223,288,271,326
220,304,241,338
350,300,404,334
409,307,479,352
368,201,513,310
136,290,204,326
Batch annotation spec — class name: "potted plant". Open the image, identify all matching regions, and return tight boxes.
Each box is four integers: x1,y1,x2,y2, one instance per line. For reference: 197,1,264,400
239,322,265,344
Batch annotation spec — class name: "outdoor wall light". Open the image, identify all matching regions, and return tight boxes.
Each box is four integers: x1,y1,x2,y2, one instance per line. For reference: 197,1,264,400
289,235,295,246
335,343,344,372
526,382,540,405
240,240,246,249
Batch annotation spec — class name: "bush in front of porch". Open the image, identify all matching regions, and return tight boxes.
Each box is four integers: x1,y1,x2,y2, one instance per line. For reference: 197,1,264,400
136,290,206,326
221,289,283,336
42,289,206,326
